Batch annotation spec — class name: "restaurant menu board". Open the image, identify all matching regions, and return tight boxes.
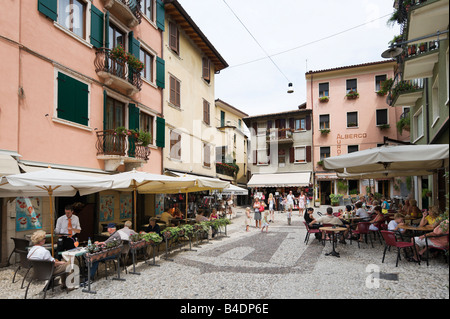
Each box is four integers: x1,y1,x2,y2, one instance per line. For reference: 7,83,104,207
16,197,42,232
99,194,114,222
120,193,132,219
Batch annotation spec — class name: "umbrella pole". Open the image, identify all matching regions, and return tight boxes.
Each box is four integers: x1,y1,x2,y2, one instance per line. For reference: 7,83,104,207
134,186,137,232
185,192,188,220
48,188,55,257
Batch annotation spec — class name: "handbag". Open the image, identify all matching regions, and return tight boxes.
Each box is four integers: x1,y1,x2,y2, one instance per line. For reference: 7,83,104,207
259,205,264,212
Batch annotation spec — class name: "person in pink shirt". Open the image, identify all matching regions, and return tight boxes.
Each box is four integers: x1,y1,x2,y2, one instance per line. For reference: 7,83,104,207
411,218,449,262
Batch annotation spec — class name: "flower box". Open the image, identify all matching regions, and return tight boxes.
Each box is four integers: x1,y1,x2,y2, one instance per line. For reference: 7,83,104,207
346,91,359,99
319,96,329,103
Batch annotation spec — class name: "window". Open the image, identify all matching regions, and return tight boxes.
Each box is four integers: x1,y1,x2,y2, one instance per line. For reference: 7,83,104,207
56,72,89,126
294,118,306,131
346,79,357,93
320,147,330,160
104,96,125,130
140,48,154,83
413,107,424,141
140,112,154,145
376,109,388,126
169,21,179,54
348,145,359,153
58,0,86,39
203,99,210,125
319,83,329,97
375,75,387,92
108,23,126,50
169,75,181,107
238,119,242,130
347,112,358,127
203,143,211,168
202,57,210,82
446,47,449,104
170,130,181,160
294,147,306,163
140,0,155,21
319,114,330,129
257,150,269,165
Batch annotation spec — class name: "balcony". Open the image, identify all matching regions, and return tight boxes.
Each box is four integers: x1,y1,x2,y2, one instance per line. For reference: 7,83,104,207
387,72,424,107
103,0,142,28
403,41,439,80
267,128,294,144
96,130,151,171
94,48,142,96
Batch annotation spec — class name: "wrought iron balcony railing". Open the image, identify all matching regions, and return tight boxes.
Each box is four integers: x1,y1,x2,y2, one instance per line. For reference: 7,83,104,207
96,130,150,161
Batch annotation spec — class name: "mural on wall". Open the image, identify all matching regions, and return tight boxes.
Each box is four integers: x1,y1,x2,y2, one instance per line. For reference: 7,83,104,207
155,194,164,216
120,193,132,219
99,194,114,222
16,197,42,232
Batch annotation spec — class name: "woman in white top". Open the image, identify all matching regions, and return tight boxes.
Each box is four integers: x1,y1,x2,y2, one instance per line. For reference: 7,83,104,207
298,191,306,217
268,193,275,222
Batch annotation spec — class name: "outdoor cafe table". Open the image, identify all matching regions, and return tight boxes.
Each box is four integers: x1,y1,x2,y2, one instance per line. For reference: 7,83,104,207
400,224,434,235
319,226,347,258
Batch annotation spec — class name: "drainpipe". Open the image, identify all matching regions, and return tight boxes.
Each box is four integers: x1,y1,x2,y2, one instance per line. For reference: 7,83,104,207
425,78,430,144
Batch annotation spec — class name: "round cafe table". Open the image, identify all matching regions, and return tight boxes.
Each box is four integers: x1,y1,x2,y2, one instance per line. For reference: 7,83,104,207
320,226,347,258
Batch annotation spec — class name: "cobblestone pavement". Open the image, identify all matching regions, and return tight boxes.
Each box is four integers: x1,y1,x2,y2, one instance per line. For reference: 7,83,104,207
0,206,448,300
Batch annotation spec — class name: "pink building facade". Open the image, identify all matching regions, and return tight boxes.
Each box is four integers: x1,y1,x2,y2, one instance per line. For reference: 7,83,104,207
305,61,409,205
0,0,166,261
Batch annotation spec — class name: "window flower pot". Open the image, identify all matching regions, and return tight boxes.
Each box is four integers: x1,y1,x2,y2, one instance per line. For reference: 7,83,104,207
346,91,359,99
319,96,329,103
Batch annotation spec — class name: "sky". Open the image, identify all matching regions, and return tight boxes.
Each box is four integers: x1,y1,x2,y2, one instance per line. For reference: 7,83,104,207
177,0,401,117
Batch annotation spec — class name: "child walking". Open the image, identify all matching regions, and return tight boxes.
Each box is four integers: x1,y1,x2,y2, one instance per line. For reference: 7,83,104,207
261,211,270,232
245,207,252,232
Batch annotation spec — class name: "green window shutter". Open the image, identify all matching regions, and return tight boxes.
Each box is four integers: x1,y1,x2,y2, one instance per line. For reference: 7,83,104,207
128,103,140,130
156,0,165,31
156,117,165,148
38,0,57,21
128,32,141,58
57,72,89,125
156,56,165,89
90,5,104,48
105,11,110,49
103,90,108,130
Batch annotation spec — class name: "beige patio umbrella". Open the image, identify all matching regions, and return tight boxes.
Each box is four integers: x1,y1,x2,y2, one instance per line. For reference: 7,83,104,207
323,144,449,174
0,168,113,256
109,169,198,229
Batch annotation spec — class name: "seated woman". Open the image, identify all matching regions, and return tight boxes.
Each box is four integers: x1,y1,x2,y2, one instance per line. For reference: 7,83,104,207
419,206,440,229
411,218,449,262
407,199,422,219
369,206,384,231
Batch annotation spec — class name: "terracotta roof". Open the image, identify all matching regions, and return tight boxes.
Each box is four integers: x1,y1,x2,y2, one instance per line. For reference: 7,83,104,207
305,60,396,75
215,99,249,118
243,105,311,123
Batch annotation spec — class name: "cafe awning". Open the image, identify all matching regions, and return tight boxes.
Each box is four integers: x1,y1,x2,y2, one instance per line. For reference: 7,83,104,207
0,154,20,176
247,172,311,188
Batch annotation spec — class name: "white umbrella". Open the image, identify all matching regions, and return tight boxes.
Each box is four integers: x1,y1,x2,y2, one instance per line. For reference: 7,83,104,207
323,144,449,174
221,184,248,195
336,169,434,179
109,169,198,228
0,168,113,256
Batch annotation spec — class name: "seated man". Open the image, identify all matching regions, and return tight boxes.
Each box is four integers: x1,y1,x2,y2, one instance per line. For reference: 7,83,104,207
117,220,137,241
145,217,161,235
160,210,174,226
195,211,209,223
88,223,122,281
28,230,69,289
310,207,348,243
355,201,370,221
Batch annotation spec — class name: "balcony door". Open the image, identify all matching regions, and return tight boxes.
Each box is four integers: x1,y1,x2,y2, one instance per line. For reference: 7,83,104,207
105,97,125,130
108,23,126,78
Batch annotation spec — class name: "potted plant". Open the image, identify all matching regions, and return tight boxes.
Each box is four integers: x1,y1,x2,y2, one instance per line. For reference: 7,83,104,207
377,124,390,130
142,232,163,245
346,90,359,99
317,160,323,166
110,44,127,62
329,194,343,206
408,44,417,56
348,122,357,128
396,115,410,135
319,96,329,103
127,53,145,72
418,42,427,53
136,130,152,146
320,128,330,134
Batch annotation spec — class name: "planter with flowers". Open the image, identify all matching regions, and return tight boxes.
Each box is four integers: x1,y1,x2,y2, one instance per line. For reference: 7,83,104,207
346,90,359,100
319,96,329,103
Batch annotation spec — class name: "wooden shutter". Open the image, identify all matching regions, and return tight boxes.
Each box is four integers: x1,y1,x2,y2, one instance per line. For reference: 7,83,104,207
90,4,104,48
104,11,110,49
128,104,140,130
75,80,89,126
306,146,312,163
203,100,210,125
128,32,140,59
306,115,311,130
103,90,108,130
204,144,211,167
38,0,57,21
253,150,257,165
289,147,295,163
289,118,294,130
156,57,165,89
156,117,165,148
57,73,73,122
169,22,179,54
252,123,257,136
156,0,165,31
57,72,89,125
202,57,210,82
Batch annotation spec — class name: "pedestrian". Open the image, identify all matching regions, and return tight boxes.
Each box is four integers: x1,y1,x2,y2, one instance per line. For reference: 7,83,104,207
268,193,275,222
253,197,262,229
286,191,295,217
245,207,252,232
261,211,269,232
298,190,306,217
